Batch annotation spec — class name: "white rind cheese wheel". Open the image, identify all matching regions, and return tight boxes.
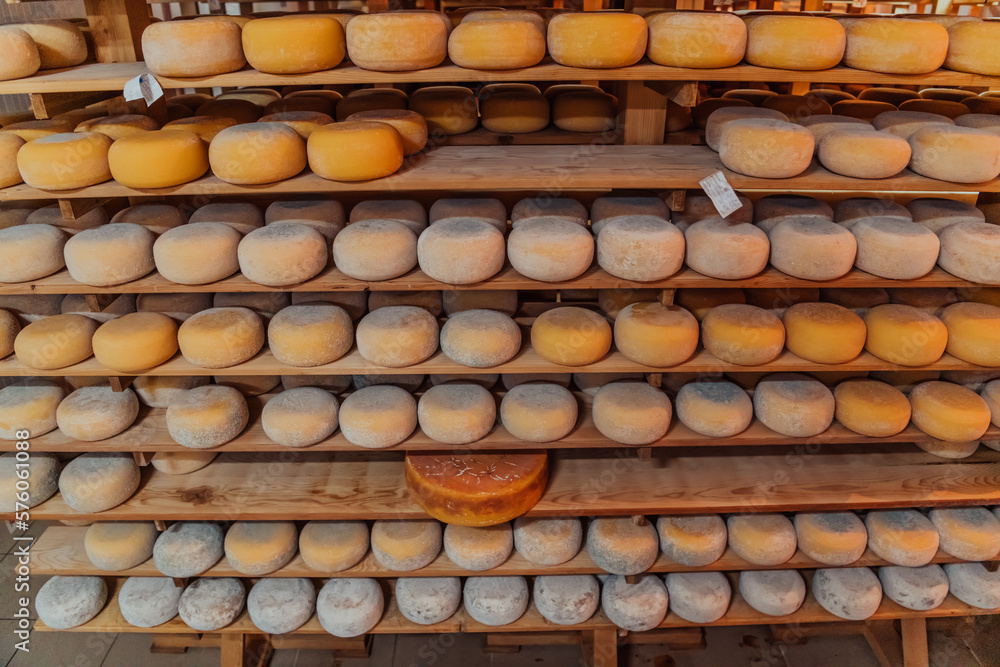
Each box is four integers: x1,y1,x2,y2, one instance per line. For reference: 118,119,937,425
35,576,107,629
346,12,449,71
441,309,520,368
0,27,40,81
395,577,461,625
879,564,949,611
944,563,1000,610
299,521,369,573
142,20,246,77
872,110,954,139
675,381,752,438
719,119,814,178
210,124,306,185
665,572,732,623
166,385,249,449
178,578,245,632
909,126,1000,184
417,219,505,284
262,388,339,448
268,304,353,367
225,521,298,575
357,305,438,367
938,222,1000,285
333,219,417,281
449,19,545,70
119,577,182,628
743,16,845,71
508,217,594,282
84,521,157,571
247,578,316,634
444,523,513,570
64,223,156,287
769,218,857,280
851,219,940,280
819,129,911,179
154,223,241,285
596,216,684,282
0,384,63,439
0,451,59,511
150,451,216,475
728,514,797,566
317,578,384,638
371,519,442,571
0,224,66,284
242,16,345,74
657,514,727,566
153,522,224,577
591,196,669,230
601,574,668,631
684,218,769,279
464,576,529,626
866,510,939,567
547,12,647,68
754,373,834,437
57,387,139,442
177,307,264,368
58,452,139,513
592,382,670,445
500,384,577,443
587,516,658,575
647,11,746,68
794,512,867,565
512,516,582,565
534,575,599,625
339,385,417,449
928,507,1000,561
755,195,833,231
739,570,806,617
813,567,882,620
840,17,947,74
417,383,496,445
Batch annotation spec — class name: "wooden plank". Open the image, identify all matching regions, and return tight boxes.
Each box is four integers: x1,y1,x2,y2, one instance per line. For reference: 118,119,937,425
83,0,150,63
29,92,118,119
0,265,979,296
57,198,110,220
8,447,999,521
619,80,668,145
219,633,244,667
864,620,905,667
27,525,973,579
900,617,929,667
438,127,620,146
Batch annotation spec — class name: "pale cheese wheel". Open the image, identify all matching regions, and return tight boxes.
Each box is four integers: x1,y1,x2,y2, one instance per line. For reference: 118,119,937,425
592,382,670,445
408,88,478,135
956,113,1000,136
908,198,984,236
547,12,646,68
0,27,40,81
596,216,684,282
262,388,339,448
530,575,597,626
872,110,954,139
587,516,658,575
909,126,1000,184
371,519,441,571
464,576,528,626
705,106,788,152
834,379,910,437
675,381,752,438
864,304,947,366
356,305,438,367
56,387,139,442
511,197,587,227
17,21,86,69
944,563,1000,609
0,224,66,284
153,522,224,577
444,523,512,570
531,307,611,366
143,20,245,77
500,383,577,443
665,572,731,623
449,18,545,69
755,195,833,232
819,129,910,179
429,198,506,232
657,514,727,566
613,302,698,367
84,521,156,571
299,521,368,573
440,309,520,368
647,11,745,68
739,570,805,616
91,312,178,373
768,218,857,280
744,16,845,70
798,115,874,153
395,577,461,625
417,383,495,445
693,98,753,129
351,199,427,233
813,567,882,621
941,302,1000,367
247,578,315,634
840,18,947,74
929,507,1000,561
119,577,182,628
794,512,867,565
316,578,383,638
308,120,404,181
225,521,298,575
754,373,835,437
851,219,940,280
866,510,939,567
14,314,98,370
339,385,417,449
938,222,1000,285
332,219,416,282
702,304,784,366
190,202,264,236
111,203,187,236
782,302,865,365
0,384,63,439
239,223,327,287
177,307,263,368
910,381,991,442
151,451,216,475
836,198,911,228
601,574,668,631
719,119,815,178
58,452,139,512
17,132,112,190
162,115,238,143
0,309,16,359
153,222,240,286
347,12,448,71
166,385,249,449
268,304,353,367
591,196,669,230
242,16,345,74
684,218,769,279
417,219,504,285
210,123,306,185
64,223,156,287
0,450,58,512
35,576,107,630
0,132,25,188
728,514,797,566
879,564,949,611
512,516,581,565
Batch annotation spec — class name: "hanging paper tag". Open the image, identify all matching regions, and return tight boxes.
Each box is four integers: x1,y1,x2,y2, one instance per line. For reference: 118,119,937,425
699,171,743,219
123,73,164,106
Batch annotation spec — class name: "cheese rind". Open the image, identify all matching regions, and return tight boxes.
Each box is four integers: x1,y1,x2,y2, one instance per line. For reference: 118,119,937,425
339,385,417,449
531,307,611,366
657,514,727,566
58,452,140,511
753,373,835,437
840,18,948,74
143,20,246,77
613,302,699,367
587,516,658,575
242,17,345,74
177,307,264,368
743,16,845,70
719,119,815,178
601,574,668,631
17,132,113,190
783,302,866,365
547,12,647,68
239,223,328,287
448,19,545,69
864,304,947,367
18,21,87,69
210,124,307,185
938,222,1000,285
794,512,867,565
647,12,746,68
347,12,449,71
909,381,991,443
702,304,785,366
308,121,404,181
909,126,1000,184
0,27,40,81
867,510,939,567
834,379,911,437
166,385,249,449
91,312,178,373
592,382,671,445
940,302,1000,367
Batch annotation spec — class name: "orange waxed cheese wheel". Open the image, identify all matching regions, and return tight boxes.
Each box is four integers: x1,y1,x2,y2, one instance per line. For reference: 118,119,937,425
209,124,306,185
547,12,648,69
448,19,546,70
109,130,209,189
945,21,1000,77
864,304,947,367
839,17,948,75
307,121,404,182
531,307,612,366
242,16,345,74
646,12,746,69
17,132,113,191
346,12,449,72
142,19,246,77
743,16,846,71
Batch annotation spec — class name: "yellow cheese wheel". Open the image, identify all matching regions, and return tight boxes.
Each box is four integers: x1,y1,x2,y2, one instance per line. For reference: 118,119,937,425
0,27,40,81
347,12,449,71
839,18,948,75
408,87,478,135
18,21,87,69
727,513,797,566
866,510,939,567
75,114,159,141
592,381,671,445
84,522,157,571
243,16,345,74
743,16,845,71
718,119,814,179
864,304,947,366
161,115,238,143
166,385,249,448
345,109,427,155
177,307,264,369
17,132,112,190
142,19,246,77
783,302,866,365
444,523,513,570
909,381,991,442
14,314,98,370
909,126,1000,184
299,521,369,573
794,512,867,566
531,307,611,366
833,379,911,437
225,521,298,575
92,312,178,372
703,304,784,366
448,19,545,70
940,302,1000,367
929,507,1000,561
307,121,403,182
943,21,999,75
0,384,63,439
109,130,208,189
819,129,911,179
547,12,647,68
210,123,306,185
2,119,75,142
613,302,698,367
0,132,24,188
480,91,549,134
268,304,353,367
646,12,745,68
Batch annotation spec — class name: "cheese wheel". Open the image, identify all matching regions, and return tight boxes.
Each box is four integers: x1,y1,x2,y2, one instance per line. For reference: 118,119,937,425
755,195,833,232
308,121,404,181
35,577,107,630
440,309,520,368
119,576,182,628
830,100,897,122
0,384,63,439
341,110,425,157
705,107,788,152
242,16,344,74
866,510,939,567
794,512,867,565
370,519,441,571
834,379,910,437
212,375,278,397
463,576,528,626
448,19,544,69
238,223,328,287
692,98,754,129
587,516,658,575
818,129,910,179
58,451,139,512
986,380,1000,429
261,387,339,448
739,570,806,616
0,224,66,284
76,114,159,141
460,9,544,29
872,110,954,139
142,19,245,77
547,12,647,68
417,219,504,285
864,304,947,367
685,218,770,279
744,16,845,70
940,302,1000,366
598,289,660,320
768,218,857,281
209,123,306,185
111,203,187,236
512,516,581,565
347,12,448,71
150,451,216,475
602,574,668,631
331,219,415,281
405,452,548,526
860,87,919,105
394,577,461,626
316,578,384,638
152,222,240,286
909,126,1000,184
675,381,752,438
430,198,506,232
417,384,495,445
851,219,940,280
920,88,975,103
964,97,1000,115
664,572,731,624
17,21,86,69
26,205,109,236
754,373,835,437
408,87,478,135
91,312,178,373
702,304,784,366
761,94,831,121
166,385,249,449
368,291,441,316
646,11,745,68
190,202,264,236
727,514,797,566
813,567,882,621
929,507,1000,561
336,89,408,122
353,374,424,392
531,307,611,366
177,578,245,632
596,216,684,282
350,199,427,233
0,309,17,359
531,575,598,626
196,99,262,126
591,196,670,230
64,223,156,287
944,563,1000,610
444,523,513,570
719,119,814,178
939,222,1000,285
162,115,237,143
2,119,74,142
480,90,549,134
613,302,698,367
267,304,353,367
338,385,417,449
0,27,40,81
910,381,991,442
84,521,156,571
258,111,334,139
0,451,58,513
592,382,670,445
247,578,315,634
177,307,263,368
15,314,99,370
109,130,209,189
137,294,212,324
879,565,949,611
500,383,577,443
840,18,947,74
356,305,438,368
0,132,24,188
266,95,336,116
224,521,298,575
299,521,368,573
657,514,727,566
17,132,112,190
782,302,865,365
152,522,224,577
798,115,874,153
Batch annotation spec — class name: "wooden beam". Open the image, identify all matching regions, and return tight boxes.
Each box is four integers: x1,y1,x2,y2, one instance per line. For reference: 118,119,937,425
900,617,929,667
58,198,110,221
618,80,667,146
863,620,905,667
219,633,244,667
589,628,618,667
29,92,118,120
83,0,150,63
131,451,152,466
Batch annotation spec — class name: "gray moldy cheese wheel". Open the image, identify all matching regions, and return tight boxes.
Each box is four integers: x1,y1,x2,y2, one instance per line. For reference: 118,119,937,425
0,384,63,439
35,576,107,629
739,570,806,616
119,577,182,628
657,514,727,566
443,523,513,571
178,578,245,631
768,218,857,281
166,385,249,449
356,306,439,368
684,218,769,280
794,512,867,566
153,522,224,577
601,574,668,631
238,223,328,287
317,578,384,638
417,383,496,445
587,516,658,575
507,217,594,282
513,516,582,565
299,521,369,573
944,563,1000,610
0,451,59,512
753,373,834,438
596,216,685,282
177,307,264,369
339,385,417,449
705,106,788,152
866,510,939,567
371,519,442,571
718,119,815,178
909,126,1000,183
440,309,520,368
247,578,316,634
591,382,671,445
851,218,940,280
727,514,797,566
153,223,241,286
224,521,298,575
417,218,505,285
395,577,461,625
64,223,156,287
463,576,529,626
812,567,882,620
818,129,911,179
58,452,140,513
0,224,66,283
533,575,599,626
267,304,353,367
928,507,1000,562
500,384,577,443
84,521,157,571
262,388,339,448
675,380,753,438
938,222,1000,285
665,571,732,623
333,219,417,282
879,564,949,611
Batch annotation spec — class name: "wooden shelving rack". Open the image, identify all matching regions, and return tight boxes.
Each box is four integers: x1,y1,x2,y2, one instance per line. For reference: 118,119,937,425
2,1,999,666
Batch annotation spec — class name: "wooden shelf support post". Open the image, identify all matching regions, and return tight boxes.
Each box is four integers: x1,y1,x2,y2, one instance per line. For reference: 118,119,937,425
900,617,929,667
83,0,150,64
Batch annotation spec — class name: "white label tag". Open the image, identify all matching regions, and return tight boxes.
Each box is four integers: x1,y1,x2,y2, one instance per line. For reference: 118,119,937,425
123,73,164,106
699,171,743,219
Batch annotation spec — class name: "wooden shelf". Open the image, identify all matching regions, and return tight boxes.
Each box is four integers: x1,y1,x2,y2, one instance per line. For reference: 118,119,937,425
9,391,1000,454
9,447,999,521
4,60,1000,95
0,265,976,296
30,525,972,579
33,575,998,637
2,146,997,202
